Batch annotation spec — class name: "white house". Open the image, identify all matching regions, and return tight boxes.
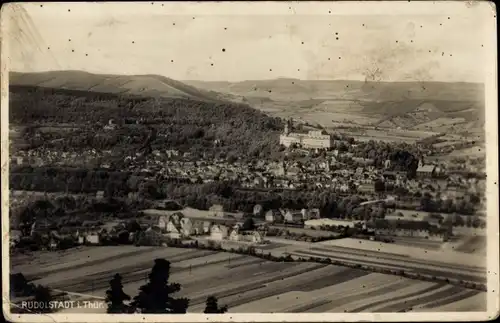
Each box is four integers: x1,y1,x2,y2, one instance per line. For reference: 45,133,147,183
203,221,213,234
284,211,303,223
339,183,350,192
49,239,58,250
166,218,182,239
301,208,321,220
209,204,225,217
210,225,229,240
85,233,100,245
265,210,284,223
249,231,263,244
180,217,194,237
253,204,264,217
158,215,169,232
144,227,164,246
96,191,105,200
229,229,241,242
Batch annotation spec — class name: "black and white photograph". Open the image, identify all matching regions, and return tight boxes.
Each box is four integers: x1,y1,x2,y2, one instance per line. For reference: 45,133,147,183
2,1,498,321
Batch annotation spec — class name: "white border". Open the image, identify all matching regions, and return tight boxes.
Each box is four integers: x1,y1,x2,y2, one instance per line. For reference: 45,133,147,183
1,1,498,322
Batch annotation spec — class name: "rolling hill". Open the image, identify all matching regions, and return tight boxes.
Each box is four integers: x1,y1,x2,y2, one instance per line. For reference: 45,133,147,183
9,71,244,103
185,79,485,131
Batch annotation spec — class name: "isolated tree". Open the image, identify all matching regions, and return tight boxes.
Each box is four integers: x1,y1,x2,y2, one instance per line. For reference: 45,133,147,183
105,274,131,313
126,220,142,233
242,217,255,231
131,259,189,313
32,285,53,313
204,296,228,314
10,273,28,296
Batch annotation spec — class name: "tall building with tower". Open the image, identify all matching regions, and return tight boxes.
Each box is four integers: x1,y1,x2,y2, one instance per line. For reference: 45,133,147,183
279,118,334,149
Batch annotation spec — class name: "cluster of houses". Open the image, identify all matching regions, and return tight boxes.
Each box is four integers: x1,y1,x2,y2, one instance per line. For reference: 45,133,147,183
264,208,321,224
135,205,268,245
11,207,267,250
11,132,483,205
11,147,109,168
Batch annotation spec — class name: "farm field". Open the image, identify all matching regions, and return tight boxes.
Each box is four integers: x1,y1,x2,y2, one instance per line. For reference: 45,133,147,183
315,238,485,269
446,145,485,158
329,127,438,143
301,111,380,126
259,237,486,284
389,237,444,251
11,246,486,314
440,236,487,255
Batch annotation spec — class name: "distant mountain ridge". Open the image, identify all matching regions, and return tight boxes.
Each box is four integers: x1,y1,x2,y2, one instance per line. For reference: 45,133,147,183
183,79,484,103
9,71,244,103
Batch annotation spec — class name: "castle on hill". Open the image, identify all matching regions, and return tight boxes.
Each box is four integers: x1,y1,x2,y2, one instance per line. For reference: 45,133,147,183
279,118,334,149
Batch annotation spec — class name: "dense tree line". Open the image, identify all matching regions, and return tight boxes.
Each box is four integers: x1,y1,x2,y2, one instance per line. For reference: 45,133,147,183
10,166,133,195
348,140,420,176
13,195,149,239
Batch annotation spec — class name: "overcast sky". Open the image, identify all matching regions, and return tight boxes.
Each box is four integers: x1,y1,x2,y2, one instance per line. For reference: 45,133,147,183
4,2,494,83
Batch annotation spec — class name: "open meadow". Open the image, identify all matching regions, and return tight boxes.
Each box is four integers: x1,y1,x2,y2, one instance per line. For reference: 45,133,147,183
11,245,486,313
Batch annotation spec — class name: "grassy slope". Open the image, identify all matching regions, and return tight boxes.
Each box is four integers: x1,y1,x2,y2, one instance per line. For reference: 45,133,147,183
9,71,243,103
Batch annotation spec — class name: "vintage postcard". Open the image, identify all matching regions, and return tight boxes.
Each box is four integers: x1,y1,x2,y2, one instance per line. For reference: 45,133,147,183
1,1,498,322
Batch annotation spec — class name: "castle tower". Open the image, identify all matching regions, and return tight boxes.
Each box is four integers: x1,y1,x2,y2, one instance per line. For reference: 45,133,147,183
284,118,292,135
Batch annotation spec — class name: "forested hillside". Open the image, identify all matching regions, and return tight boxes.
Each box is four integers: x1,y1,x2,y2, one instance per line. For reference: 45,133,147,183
9,85,284,159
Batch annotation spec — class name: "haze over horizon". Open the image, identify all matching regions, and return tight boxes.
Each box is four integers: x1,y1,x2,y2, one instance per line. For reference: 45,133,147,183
4,2,492,83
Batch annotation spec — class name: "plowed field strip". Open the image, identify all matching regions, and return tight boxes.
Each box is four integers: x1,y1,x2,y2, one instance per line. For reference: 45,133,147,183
421,290,482,310
374,286,464,312
293,280,409,313
427,293,486,312
294,267,369,292
220,266,334,309
306,280,415,313
49,252,234,293
187,264,327,306
23,247,159,277
289,250,485,283
28,249,213,283
289,299,332,313
347,283,445,312
225,258,268,269
310,247,484,272
180,262,296,293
